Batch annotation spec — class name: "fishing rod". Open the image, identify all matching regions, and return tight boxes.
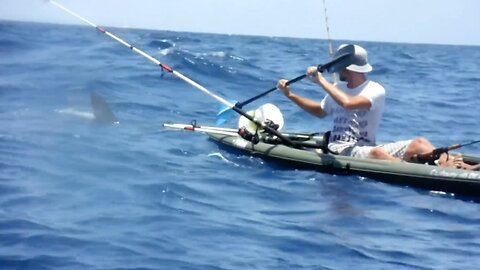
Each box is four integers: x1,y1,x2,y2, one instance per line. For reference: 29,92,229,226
163,122,328,149
322,0,337,84
47,0,298,147
412,140,480,164
164,122,319,140
48,0,231,107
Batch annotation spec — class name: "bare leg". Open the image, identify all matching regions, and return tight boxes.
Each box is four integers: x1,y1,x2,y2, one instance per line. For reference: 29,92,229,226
369,138,455,161
367,137,434,162
404,138,456,166
366,137,479,170
368,147,401,161
403,137,435,161
402,138,478,170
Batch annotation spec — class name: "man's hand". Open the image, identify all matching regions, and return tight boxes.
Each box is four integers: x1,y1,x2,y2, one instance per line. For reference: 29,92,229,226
306,66,323,84
277,79,291,97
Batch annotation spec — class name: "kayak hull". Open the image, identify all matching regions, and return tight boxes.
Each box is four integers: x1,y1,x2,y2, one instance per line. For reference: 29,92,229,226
208,132,480,197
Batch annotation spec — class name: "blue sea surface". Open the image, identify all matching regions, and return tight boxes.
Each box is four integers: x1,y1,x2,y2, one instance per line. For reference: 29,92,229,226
1,20,480,270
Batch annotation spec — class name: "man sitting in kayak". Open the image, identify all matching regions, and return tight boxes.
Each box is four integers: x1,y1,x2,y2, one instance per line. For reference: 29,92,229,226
277,44,477,170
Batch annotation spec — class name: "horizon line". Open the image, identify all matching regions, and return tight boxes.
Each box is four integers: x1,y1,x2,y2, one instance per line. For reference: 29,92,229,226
2,18,479,48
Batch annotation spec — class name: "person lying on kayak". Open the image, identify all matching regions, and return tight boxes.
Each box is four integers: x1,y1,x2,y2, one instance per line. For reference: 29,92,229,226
277,44,478,170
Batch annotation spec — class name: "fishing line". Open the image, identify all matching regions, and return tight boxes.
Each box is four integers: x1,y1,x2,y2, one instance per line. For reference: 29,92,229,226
48,0,234,108
322,0,337,83
47,0,299,147
459,140,480,148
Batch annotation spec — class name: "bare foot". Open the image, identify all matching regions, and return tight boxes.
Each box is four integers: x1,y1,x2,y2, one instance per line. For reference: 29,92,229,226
470,164,480,171
438,153,478,170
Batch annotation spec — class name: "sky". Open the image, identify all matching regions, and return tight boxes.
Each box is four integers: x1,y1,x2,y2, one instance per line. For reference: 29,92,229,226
1,0,479,46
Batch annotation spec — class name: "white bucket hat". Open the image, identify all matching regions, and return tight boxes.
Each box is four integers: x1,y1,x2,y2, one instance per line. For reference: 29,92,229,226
330,44,372,73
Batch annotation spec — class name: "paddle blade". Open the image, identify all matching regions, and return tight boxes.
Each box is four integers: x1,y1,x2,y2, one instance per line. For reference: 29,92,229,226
215,100,237,125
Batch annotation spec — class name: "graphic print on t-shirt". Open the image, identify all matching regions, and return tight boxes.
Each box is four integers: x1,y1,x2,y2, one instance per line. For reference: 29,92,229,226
320,80,385,154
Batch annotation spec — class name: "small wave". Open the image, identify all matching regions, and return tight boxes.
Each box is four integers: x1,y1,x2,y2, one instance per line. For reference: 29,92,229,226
158,47,174,56
0,254,90,270
210,51,227,58
188,50,246,62
0,40,22,50
0,219,53,232
466,77,480,83
148,39,175,50
208,152,240,167
55,108,95,120
147,39,176,56
399,51,415,60
170,49,254,80
193,51,226,59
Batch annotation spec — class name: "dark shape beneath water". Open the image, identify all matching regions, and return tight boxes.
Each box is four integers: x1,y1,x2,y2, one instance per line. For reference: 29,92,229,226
90,92,119,124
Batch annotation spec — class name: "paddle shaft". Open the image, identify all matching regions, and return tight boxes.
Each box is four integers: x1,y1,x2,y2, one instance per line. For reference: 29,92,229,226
236,52,351,108
48,0,298,147
237,74,306,108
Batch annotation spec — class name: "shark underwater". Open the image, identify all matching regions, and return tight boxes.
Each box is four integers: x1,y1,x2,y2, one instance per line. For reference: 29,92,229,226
56,92,119,124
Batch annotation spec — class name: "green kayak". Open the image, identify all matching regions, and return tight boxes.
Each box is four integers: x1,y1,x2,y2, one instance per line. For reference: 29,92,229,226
164,123,480,197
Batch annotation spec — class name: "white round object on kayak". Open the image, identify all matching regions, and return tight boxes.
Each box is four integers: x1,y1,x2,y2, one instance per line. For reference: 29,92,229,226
238,103,284,133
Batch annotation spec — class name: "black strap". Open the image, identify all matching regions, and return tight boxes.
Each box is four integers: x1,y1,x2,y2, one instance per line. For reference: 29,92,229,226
320,131,340,155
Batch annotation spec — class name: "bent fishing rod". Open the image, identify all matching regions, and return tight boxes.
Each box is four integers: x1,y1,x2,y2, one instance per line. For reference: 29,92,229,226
47,0,298,147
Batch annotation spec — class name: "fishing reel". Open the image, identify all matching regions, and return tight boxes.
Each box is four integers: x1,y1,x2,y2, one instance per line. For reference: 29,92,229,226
411,148,448,165
411,140,480,166
236,103,284,145
263,119,280,131
237,127,260,144
238,119,281,145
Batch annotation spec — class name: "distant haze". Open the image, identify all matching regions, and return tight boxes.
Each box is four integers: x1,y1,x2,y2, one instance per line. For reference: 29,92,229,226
1,0,479,46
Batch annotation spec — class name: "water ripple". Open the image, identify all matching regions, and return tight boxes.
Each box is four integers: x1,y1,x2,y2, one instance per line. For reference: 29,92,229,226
1,20,479,270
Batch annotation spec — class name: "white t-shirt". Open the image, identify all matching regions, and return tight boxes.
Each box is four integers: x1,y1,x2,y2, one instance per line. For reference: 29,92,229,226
320,80,385,155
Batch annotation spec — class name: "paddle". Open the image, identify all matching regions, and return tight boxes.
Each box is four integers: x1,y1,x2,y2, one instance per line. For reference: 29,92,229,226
47,0,299,148
215,52,352,125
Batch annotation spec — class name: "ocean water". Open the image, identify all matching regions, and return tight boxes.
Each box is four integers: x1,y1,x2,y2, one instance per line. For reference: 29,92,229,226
1,19,480,270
